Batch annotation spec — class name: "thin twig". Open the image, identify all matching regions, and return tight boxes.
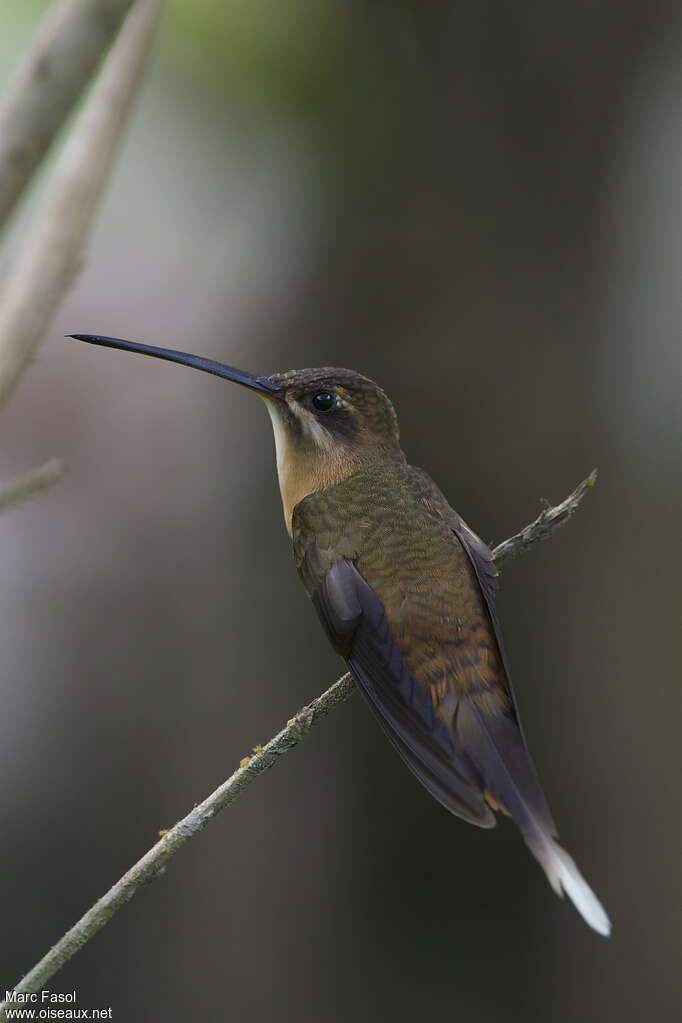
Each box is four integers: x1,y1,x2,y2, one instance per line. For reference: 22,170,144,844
0,0,165,410
0,459,64,514
0,0,135,231
0,472,596,1015
491,469,598,566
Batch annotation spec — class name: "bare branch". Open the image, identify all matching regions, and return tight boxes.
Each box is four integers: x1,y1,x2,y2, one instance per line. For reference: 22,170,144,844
0,459,64,513
491,469,598,567
0,0,165,410
0,472,596,1015
0,0,135,230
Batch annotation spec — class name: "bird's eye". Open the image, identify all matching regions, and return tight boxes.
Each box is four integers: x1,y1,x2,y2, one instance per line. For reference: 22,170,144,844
312,390,335,412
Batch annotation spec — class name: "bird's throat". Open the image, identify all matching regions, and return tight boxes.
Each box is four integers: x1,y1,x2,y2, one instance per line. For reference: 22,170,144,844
265,401,368,535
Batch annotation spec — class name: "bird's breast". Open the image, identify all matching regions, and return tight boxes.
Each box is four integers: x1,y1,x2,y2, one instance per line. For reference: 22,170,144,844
293,463,511,713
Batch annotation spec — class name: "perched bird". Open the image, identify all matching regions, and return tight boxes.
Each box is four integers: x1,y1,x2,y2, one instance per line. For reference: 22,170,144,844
68,333,610,935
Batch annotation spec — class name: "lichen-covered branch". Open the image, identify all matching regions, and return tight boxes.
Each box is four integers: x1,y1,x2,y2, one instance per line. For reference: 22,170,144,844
0,459,64,514
0,0,164,409
0,472,595,1016
0,673,355,1018
0,0,135,231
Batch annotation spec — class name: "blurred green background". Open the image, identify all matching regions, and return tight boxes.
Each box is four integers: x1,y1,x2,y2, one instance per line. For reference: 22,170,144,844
1,2,680,1020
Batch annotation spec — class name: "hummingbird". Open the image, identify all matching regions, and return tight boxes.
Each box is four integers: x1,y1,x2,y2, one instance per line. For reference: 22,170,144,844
68,333,610,936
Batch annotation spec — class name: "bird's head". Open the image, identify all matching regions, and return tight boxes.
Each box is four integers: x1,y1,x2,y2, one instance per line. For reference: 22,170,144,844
68,336,403,533
266,365,400,454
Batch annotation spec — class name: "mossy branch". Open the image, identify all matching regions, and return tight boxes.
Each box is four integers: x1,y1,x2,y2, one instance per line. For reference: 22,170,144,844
0,471,596,1016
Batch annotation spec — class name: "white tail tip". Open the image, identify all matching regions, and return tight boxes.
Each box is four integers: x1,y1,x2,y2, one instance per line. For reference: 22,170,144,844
533,839,611,936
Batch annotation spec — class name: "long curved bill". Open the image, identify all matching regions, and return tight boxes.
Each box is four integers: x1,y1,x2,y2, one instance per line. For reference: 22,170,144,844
66,334,282,401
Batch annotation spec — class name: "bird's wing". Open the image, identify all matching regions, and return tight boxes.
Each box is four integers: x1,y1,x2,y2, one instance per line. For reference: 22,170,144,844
444,513,611,936
448,515,515,704
297,543,494,827
445,512,558,838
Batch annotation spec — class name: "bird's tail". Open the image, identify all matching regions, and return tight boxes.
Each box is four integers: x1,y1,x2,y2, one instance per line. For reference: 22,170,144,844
526,834,611,936
456,698,611,936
